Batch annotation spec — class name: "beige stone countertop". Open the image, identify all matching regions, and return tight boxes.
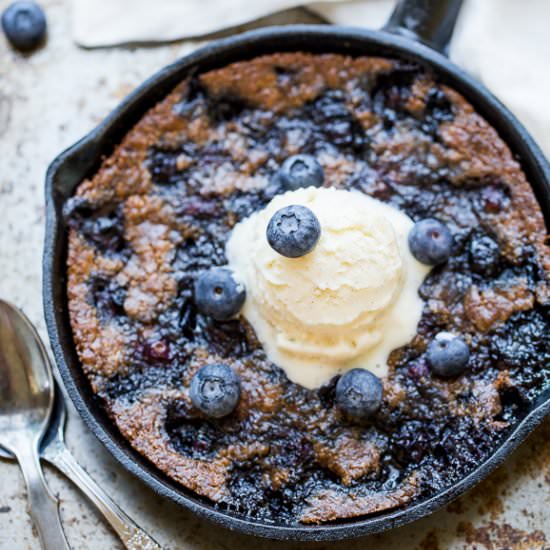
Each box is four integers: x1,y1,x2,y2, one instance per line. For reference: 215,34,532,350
0,1,548,548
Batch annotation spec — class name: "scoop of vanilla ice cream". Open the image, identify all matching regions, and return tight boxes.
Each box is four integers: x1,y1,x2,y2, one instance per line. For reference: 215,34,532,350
226,187,430,389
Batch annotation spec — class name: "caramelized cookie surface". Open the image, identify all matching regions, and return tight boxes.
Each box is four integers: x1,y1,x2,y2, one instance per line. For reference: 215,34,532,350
66,53,550,524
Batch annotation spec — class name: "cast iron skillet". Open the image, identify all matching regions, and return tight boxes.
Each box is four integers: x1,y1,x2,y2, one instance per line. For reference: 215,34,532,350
44,0,550,541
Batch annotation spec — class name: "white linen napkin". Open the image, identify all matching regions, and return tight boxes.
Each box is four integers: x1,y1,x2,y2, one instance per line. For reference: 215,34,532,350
72,0,550,159
71,0,348,45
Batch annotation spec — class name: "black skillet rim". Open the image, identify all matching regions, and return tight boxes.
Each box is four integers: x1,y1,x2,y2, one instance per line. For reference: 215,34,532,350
43,25,550,541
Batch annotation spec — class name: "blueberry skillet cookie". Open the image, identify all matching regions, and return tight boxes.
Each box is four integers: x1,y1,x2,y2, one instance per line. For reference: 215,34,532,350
64,53,550,524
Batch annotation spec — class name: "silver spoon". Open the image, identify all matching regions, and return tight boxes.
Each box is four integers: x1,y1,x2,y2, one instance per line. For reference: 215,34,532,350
0,300,162,550
0,299,70,550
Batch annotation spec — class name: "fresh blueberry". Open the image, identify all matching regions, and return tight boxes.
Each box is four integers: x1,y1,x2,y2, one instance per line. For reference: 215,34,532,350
273,155,324,190
427,332,470,377
194,267,245,321
408,218,453,265
335,368,383,420
190,363,241,418
469,234,500,276
266,205,321,258
1,1,46,52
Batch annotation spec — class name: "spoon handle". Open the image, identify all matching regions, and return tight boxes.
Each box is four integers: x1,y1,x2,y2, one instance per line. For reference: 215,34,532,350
46,444,162,550
14,442,70,550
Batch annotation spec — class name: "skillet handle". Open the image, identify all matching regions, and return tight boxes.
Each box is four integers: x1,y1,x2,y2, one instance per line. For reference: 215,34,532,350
383,0,463,55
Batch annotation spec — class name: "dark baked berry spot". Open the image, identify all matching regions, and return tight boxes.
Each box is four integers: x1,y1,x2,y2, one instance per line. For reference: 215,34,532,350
226,464,269,515
469,233,501,277
308,90,368,153
391,420,432,465
420,88,454,137
175,197,219,219
178,299,198,339
479,184,510,214
199,317,252,357
62,196,95,224
425,88,454,122
146,143,197,186
491,309,550,369
207,94,249,124
495,386,529,423
147,149,177,183
173,76,207,117
371,64,419,115
317,376,338,409
143,339,170,361
407,359,430,381
65,200,127,256
172,232,227,276
166,400,226,459
274,65,297,87
87,275,126,324
225,191,268,221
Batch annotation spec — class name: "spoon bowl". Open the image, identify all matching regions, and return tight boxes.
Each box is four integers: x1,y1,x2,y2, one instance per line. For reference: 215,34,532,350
0,380,64,462
0,300,69,550
0,300,53,439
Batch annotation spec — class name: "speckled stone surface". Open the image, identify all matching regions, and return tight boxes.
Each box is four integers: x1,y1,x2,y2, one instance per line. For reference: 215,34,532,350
0,1,548,548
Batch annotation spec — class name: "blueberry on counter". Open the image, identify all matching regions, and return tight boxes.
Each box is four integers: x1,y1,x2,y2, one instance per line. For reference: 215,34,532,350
427,332,470,377
194,267,245,321
408,218,453,265
190,363,241,418
274,155,324,190
1,1,46,52
335,368,383,420
267,204,321,258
